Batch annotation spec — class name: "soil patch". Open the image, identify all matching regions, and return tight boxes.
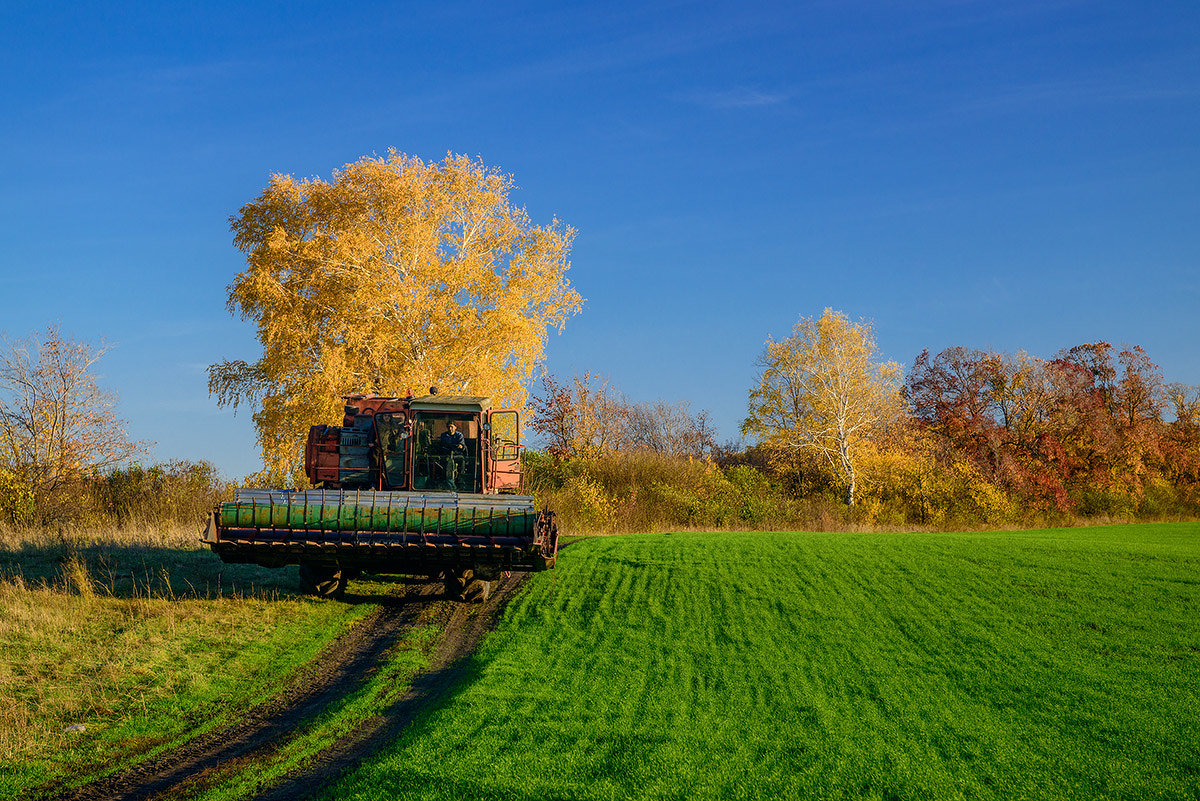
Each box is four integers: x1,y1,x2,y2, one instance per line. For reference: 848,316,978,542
251,572,529,800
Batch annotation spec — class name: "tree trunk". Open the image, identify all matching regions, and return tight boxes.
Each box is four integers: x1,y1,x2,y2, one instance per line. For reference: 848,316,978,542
839,428,856,506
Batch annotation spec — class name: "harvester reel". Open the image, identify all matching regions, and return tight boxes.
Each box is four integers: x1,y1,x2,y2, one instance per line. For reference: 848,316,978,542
299,563,346,599
206,487,556,603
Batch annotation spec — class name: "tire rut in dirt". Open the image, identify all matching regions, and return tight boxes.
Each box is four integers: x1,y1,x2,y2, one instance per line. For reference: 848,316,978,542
41,581,443,801
250,572,531,801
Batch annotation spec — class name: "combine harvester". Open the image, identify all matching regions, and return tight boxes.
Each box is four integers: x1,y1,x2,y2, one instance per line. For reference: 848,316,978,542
203,392,558,601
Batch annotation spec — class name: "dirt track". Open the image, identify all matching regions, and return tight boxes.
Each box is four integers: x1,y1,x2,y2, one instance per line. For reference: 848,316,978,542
40,573,528,801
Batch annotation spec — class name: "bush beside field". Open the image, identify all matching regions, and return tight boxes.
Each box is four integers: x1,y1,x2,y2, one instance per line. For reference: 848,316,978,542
524,449,1200,535
2,448,1193,538
0,460,232,532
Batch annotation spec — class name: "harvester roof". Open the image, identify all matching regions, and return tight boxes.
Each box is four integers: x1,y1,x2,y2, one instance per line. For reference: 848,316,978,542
407,395,491,412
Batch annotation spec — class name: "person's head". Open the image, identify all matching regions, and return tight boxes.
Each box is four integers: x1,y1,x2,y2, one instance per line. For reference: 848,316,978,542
448,423,457,434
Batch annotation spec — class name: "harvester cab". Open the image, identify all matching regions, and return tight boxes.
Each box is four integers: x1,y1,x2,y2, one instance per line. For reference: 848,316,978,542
203,393,557,601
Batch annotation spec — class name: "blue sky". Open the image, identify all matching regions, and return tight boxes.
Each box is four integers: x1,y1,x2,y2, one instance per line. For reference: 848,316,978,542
2,1,1197,478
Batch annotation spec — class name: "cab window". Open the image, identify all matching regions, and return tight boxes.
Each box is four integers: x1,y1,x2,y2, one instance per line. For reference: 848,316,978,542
412,413,480,492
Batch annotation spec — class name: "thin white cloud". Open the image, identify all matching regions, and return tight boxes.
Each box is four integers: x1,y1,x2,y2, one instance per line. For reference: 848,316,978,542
678,87,789,110
139,58,250,93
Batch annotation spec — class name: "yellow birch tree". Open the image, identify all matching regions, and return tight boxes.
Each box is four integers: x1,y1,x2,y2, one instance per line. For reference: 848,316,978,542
209,152,582,478
742,308,902,506
0,326,146,522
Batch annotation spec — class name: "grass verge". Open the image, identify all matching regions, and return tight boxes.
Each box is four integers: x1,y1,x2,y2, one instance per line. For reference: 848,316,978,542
0,524,372,799
322,523,1200,801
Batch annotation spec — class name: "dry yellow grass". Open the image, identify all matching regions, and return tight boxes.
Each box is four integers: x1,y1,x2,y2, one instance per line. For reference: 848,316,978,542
0,523,362,788
0,519,203,552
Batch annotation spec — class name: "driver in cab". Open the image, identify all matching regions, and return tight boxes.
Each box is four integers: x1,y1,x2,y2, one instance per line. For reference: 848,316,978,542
440,423,466,487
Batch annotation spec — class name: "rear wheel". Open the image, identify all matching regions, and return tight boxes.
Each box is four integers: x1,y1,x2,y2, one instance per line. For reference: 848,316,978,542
299,564,345,599
443,568,473,601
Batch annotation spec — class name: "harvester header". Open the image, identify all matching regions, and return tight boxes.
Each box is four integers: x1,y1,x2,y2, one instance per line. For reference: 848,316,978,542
203,393,557,600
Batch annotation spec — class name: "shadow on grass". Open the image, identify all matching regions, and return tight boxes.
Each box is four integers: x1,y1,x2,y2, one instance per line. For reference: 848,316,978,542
0,539,305,601
0,540,459,604
339,574,440,603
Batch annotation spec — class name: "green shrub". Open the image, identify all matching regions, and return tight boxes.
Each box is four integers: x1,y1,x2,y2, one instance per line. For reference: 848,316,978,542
525,450,791,533
1072,486,1137,520
555,474,616,532
0,460,232,532
1138,477,1184,518
91,460,232,527
0,469,35,528
525,442,1199,533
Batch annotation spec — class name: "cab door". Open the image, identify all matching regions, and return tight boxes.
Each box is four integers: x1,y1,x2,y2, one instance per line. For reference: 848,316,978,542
486,410,522,492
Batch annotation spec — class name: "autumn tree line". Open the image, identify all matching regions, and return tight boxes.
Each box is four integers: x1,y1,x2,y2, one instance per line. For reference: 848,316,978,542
2,316,1197,532
900,341,1198,519
528,310,1200,531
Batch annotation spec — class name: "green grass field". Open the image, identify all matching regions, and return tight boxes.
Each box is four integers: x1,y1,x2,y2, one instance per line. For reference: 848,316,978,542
324,524,1200,801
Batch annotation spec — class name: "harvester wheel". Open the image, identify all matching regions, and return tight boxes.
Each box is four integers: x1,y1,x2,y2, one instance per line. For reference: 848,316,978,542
299,564,345,599
457,576,493,603
443,568,472,601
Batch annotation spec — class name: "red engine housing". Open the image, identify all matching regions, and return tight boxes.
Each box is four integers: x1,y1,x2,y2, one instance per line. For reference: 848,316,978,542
304,425,341,485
